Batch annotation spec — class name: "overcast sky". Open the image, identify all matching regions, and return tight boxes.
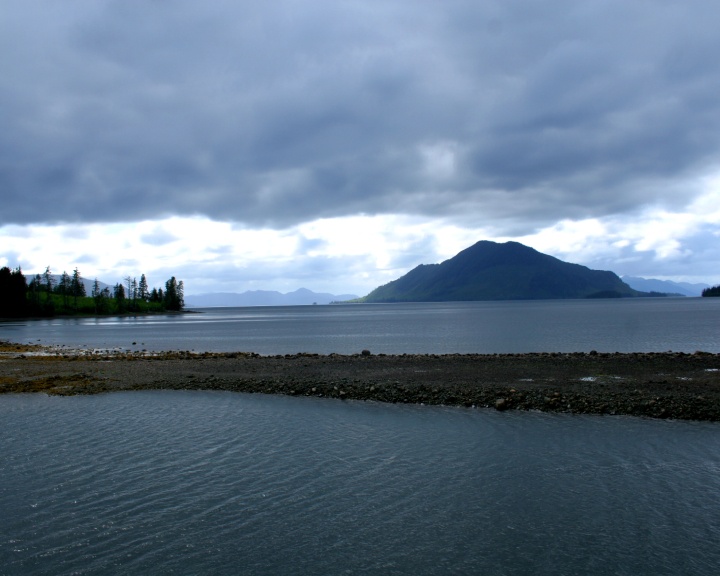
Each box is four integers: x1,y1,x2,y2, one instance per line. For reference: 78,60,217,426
3,1,720,295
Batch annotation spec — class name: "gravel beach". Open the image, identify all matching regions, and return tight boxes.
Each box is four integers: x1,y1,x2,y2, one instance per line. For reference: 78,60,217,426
2,341,720,421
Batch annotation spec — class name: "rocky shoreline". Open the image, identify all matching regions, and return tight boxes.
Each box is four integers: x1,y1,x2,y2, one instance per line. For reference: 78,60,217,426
2,341,720,421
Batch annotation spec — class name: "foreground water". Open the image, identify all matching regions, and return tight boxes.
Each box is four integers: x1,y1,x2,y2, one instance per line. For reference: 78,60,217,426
2,298,720,354
1,391,719,575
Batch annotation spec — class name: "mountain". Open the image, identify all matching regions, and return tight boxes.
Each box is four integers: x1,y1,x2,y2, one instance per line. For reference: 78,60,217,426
359,241,646,302
184,288,358,307
621,276,709,297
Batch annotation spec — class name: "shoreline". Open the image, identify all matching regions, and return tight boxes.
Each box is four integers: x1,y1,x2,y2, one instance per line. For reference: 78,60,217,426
2,341,719,421
0,309,197,322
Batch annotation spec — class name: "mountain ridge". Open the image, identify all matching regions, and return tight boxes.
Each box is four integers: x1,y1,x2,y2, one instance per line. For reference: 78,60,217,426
185,288,358,307
358,241,647,302
621,276,708,297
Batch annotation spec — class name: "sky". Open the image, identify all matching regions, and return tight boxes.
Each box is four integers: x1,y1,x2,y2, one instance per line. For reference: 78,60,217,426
2,0,720,296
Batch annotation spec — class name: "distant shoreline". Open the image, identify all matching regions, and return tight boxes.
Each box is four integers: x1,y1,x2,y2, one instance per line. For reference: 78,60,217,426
2,341,719,421
0,309,198,322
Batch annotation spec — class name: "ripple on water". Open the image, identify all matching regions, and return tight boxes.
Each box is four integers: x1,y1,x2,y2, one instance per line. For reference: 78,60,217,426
1,391,719,575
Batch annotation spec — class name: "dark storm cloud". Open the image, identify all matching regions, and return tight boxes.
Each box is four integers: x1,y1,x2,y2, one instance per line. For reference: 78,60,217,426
3,0,720,233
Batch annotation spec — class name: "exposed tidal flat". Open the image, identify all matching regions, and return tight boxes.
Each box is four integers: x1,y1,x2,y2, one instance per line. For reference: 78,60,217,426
2,340,720,421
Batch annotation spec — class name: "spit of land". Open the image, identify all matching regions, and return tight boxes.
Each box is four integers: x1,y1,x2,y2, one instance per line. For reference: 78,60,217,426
2,341,719,421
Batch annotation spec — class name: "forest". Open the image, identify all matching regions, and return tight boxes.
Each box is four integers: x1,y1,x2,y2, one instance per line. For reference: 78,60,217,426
0,266,184,318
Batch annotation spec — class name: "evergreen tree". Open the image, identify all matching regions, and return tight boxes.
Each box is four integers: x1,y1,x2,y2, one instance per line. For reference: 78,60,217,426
28,274,42,311
124,276,138,310
71,268,85,296
114,283,126,312
178,280,184,310
95,284,111,314
71,268,85,310
164,276,185,311
58,271,71,309
138,274,149,302
14,268,28,310
43,266,54,304
92,278,103,313
0,267,27,317
0,265,183,317
57,271,71,294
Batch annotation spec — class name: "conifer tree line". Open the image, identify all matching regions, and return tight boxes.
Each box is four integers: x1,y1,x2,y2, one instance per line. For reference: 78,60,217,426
0,266,184,318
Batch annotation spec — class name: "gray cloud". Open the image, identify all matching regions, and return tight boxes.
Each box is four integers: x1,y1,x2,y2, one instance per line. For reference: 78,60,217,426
611,226,720,282
295,235,328,254
0,250,23,268
75,253,99,265
2,1,720,235
140,227,178,246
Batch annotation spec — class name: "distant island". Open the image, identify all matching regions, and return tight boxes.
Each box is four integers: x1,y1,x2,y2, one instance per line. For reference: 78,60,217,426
355,241,666,303
0,266,185,318
621,276,709,297
185,288,358,308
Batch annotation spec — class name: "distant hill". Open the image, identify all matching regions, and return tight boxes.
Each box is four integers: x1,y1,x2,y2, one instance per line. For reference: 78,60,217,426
621,276,708,297
185,288,358,307
358,241,649,302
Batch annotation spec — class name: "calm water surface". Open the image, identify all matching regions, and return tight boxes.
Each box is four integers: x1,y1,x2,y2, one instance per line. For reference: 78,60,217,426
1,391,719,575
3,299,719,574
1,298,719,354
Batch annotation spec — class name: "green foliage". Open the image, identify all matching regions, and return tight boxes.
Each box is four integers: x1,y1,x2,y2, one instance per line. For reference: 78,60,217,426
71,268,85,310
43,266,53,303
113,282,126,312
163,277,184,311
138,274,149,301
27,293,169,316
0,264,185,317
0,267,29,317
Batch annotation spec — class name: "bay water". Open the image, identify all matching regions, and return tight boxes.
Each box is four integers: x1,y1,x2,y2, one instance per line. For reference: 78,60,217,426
1,298,719,355
2,299,719,574
1,391,719,575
